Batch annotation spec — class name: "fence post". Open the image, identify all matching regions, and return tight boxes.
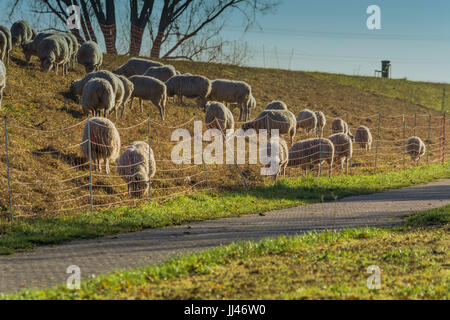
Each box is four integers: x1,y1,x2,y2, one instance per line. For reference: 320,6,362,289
318,114,322,177
427,114,431,164
373,113,381,174
442,113,446,165
147,114,152,202
4,117,13,223
402,115,406,170
413,113,417,137
345,112,351,175
87,118,93,214
197,115,209,188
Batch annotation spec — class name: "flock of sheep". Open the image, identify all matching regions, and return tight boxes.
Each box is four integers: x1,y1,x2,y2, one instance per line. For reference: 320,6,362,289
0,20,428,197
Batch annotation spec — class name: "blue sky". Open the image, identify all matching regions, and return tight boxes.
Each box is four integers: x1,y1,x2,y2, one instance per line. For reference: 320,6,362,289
1,0,449,83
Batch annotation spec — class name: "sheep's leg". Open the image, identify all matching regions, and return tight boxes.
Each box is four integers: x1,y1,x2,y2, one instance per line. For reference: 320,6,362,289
105,159,110,175
345,158,349,175
120,105,126,118
140,99,143,113
238,106,243,121
114,108,118,120
55,64,58,75
129,96,134,110
158,104,164,121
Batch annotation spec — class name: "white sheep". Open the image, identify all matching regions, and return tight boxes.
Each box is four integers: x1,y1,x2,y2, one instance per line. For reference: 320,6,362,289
81,117,121,174
165,74,211,109
113,58,163,77
37,35,71,75
328,133,353,173
288,138,334,177
314,111,326,136
406,136,426,164
242,110,297,145
296,109,318,134
143,65,177,82
0,60,5,109
354,126,373,151
11,20,33,47
81,78,115,117
128,75,167,120
207,79,252,121
0,26,12,64
204,102,235,133
77,41,103,73
260,137,289,180
21,32,55,62
117,141,156,198
265,101,288,111
70,70,125,113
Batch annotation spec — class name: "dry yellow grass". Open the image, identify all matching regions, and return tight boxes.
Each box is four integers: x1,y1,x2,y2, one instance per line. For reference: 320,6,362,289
0,48,448,219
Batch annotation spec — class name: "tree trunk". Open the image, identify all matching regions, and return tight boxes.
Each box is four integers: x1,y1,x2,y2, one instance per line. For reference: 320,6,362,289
80,0,97,42
99,24,117,54
129,24,145,56
150,32,164,58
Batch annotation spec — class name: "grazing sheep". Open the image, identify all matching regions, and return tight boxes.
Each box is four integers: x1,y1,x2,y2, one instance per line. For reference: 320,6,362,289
406,136,426,163
288,138,334,177
207,79,252,121
315,111,326,135
70,70,125,112
0,60,6,109
165,75,211,109
81,78,115,117
77,41,103,73
354,126,373,151
21,32,55,62
128,75,167,120
11,20,33,47
241,110,297,145
143,65,177,82
265,101,288,111
331,118,347,134
81,117,121,174
261,137,289,180
113,58,162,77
328,133,353,173
204,102,234,133
117,141,156,198
0,32,7,63
65,32,79,67
116,75,134,118
37,35,71,75
0,26,12,64
296,109,318,134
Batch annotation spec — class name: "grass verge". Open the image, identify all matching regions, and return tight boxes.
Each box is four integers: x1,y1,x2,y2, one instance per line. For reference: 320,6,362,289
0,164,449,255
3,205,449,300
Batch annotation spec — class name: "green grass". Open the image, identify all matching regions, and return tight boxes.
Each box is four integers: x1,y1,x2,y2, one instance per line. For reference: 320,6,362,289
309,72,450,112
3,206,448,300
1,164,449,255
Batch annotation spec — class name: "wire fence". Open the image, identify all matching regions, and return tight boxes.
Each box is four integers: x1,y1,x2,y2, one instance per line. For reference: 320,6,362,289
0,110,449,222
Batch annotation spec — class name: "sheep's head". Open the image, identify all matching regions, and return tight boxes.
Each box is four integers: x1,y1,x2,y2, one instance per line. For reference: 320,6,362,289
84,63,95,74
40,57,53,72
241,120,255,131
21,42,34,62
129,172,149,198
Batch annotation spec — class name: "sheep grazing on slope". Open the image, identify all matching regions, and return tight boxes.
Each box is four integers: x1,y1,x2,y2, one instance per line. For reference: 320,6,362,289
11,20,33,47
328,133,353,174
113,58,163,77
204,102,235,133
260,137,289,180
37,35,71,75
165,75,211,109
116,75,134,118
0,26,11,65
81,117,121,174
315,111,326,135
143,65,177,82
265,101,288,111
81,78,115,117
117,141,156,198
241,110,297,145
406,136,426,164
128,75,167,120
288,138,334,177
332,118,353,138
65,32,79,67
21,32,55,62
77,41,103,73
207,79,252,121
296,109,318,134
354,126,373,151
70,70,125,113
0,60,6,109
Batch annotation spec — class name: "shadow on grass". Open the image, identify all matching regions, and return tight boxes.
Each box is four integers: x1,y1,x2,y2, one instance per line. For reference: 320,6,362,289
33,146,88,170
